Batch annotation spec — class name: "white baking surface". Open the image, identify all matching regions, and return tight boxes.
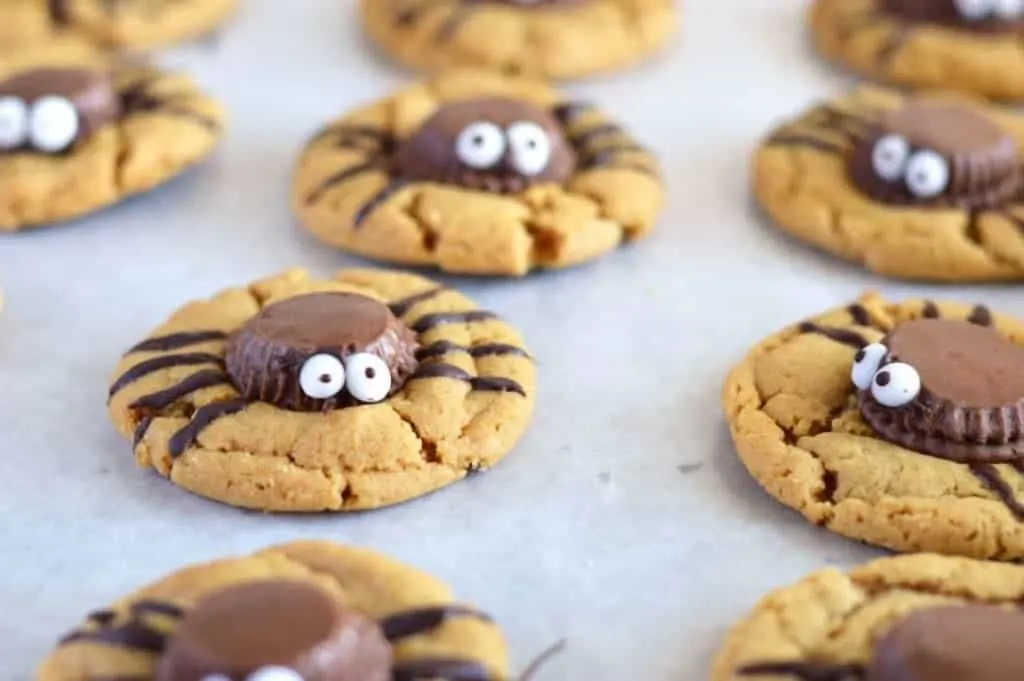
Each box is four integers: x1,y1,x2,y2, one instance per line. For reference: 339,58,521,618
2,1,1023,678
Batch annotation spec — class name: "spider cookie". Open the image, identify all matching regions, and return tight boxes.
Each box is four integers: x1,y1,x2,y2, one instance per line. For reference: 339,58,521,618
107,268,536,512
360,0,676,79
0,0,237,51
723,292,1024,560
0,60,224,231
754,86,1024,281
810,0,1024,101
292,69,662,276
36,540,510,681
713,553,1024,681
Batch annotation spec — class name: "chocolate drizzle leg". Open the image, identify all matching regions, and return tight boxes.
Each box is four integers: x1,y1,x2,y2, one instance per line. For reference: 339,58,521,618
797,322,870,349
60,601,183,653
380,606,491,641
129,331,226,353
109,352,224,397
167,398,248,457
739,661,864,680
972,464,1024,520
119,74,220,132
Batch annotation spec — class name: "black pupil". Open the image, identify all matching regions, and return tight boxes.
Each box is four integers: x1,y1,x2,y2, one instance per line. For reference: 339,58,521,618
319,373,332,384
365,367,376,379
473,135,485,146
875,371,891,387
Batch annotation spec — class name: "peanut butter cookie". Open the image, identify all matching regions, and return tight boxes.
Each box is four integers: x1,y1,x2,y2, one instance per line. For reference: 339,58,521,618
36,540,509,681
754,86,1024,281
107,268,536,512
714,553,1024,681
723,292,1024,560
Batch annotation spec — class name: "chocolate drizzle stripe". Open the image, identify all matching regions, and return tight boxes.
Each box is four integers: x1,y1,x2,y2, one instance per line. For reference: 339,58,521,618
168,398,248,458
389,287,447,318
129,331,226,353
87,610,116,625
380,605,492,642
580,144,647,170
847,304,871,327
130,601,183,617
411,311,498,334
922,301,940,318
797,322,869,349
132,416,153,448
354,178,411,228
417,341,529,361
128,370,230,410
552,101,596,125
109,353,224,397
309,123,395,149
767,135,845,154
48,0,70,23
120,81,220,132
392,658,494,681
972,463,1024,521
738,661,865,680
305,161,383,204
967,305,994,327
569,124,622,147
410,364,526,396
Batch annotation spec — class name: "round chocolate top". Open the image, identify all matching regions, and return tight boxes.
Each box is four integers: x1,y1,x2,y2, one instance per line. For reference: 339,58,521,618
156,580,392,681
879,0,1024,31
393,97,577,194
225,293,419,412
869,605,1024,681
0,67,121,153
848,101,1021,209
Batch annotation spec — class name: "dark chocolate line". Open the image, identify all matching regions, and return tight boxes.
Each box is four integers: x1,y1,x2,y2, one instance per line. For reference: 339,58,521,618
48,0,70,23
309,123,394,150
738,661,865,680
389,287,446,318
552,101,596,126
766,135,844,154
128,369,230,410
120,82,219,132
579,144,647,170
846,304,871,327
132,416,154,448
972,463,1024,521
411,311,498,333
109,352,224,397
168,398,248,458
130,601,183,618
59,608,170,654
392,658,494,681
380,605,492,642
417,340,529,361
967,305,993,327
410,363,526,396
129,331,226,354
1000,209,1024,235
922,301,940,318
354,178,411,228
797,322,868,349
569,124,622,147
305,161,384,204
86,610,116,625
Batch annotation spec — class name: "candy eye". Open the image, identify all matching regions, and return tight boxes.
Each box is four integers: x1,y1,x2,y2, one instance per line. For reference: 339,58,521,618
0,96,28,151
455,121,506,170
344,352,392,403
506,121,552,176
201,676,231,681
955,0,995,18
851,343,888,391
29,95,79,153
871,134,910,182
246,667,304,681
298,353,346,400
904,150,949,199
870,362,921,408
993,0,1024,18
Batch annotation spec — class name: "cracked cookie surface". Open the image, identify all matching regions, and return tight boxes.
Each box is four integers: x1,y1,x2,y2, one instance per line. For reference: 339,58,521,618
809,0,1024,102
754,86,1024,282
723,293,1024,560
35,539,509,681
712,553,1024,681
291,69,663,276
107,268,536,512
0,54,224,231
0,0,237,51
359,0,677,80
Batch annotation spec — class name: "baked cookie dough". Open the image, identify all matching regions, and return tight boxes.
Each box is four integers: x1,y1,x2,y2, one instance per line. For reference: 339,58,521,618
754,86,1024,282
810,0,1024,102
723,292,1024,560
713,553,1024,681
0,0,237,51
360,0,677,80
0,54,224,231
107,268,536,512
292,69,663,276
36,540,509,681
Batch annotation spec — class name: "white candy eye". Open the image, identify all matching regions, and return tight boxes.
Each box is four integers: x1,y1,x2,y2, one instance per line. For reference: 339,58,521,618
870,362,921,408
344,352,392,403
29,95,79,153
0,96,28,150
851,343,888,391
506,121,552,176
201,675,231,681
955,0,995,19
871,134,910,182
246,667,304,681
455,121,506,169
993,0,1023,18
904,149,950,199
298,353,346,400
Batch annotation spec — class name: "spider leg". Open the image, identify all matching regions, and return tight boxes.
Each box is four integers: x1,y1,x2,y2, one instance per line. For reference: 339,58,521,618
972,463,1024,521
393,0,451,27
391,658,495,681
353,178,411,228
308,123,397,154
766,104,876,154
303,155,390,205
379,606,491,641
119,75,222,131
738,661,865,680
554,108,657,175
59,600,182,654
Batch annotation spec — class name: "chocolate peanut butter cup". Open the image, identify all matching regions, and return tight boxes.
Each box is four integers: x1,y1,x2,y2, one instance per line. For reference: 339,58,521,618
225,292,419,413
156,581,392,681
879,0,1024,32
848,100,1022,210
393,97,577,194
852,318,1024,462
